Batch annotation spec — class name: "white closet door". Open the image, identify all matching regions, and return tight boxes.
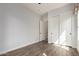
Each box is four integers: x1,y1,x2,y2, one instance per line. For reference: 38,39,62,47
48,15,59,44
60,12,72,46
71,14,77,48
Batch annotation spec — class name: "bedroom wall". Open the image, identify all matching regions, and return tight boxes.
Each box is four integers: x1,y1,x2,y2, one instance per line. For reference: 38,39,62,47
0,4,40,54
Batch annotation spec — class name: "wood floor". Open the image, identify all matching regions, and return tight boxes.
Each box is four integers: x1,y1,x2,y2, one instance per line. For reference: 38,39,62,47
0,40,79,56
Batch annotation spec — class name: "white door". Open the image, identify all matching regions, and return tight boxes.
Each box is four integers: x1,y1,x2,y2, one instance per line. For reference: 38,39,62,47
60,12,72,46
48,15,59,44
40,20,47,41
40,20,44,41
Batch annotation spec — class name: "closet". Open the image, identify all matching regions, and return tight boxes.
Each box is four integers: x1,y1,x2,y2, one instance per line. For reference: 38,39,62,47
48,11,77,48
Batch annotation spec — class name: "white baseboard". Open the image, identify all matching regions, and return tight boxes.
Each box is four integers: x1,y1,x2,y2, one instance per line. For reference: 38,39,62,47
0,40,40,55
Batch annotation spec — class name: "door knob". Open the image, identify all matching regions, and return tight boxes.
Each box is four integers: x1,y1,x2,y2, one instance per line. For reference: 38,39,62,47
69,33,72,35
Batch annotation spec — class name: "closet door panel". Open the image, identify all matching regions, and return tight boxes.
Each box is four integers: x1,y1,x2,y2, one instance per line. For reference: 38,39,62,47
60,12,72,46
48,16,59,44
59,14,67,45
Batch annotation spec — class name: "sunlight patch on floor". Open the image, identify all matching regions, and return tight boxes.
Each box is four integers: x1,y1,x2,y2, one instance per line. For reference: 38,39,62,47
43,53,47,56
61,46,69,50
53,44,69,51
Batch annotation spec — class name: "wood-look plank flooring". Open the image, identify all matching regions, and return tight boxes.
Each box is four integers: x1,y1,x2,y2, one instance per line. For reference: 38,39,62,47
0,40,79,56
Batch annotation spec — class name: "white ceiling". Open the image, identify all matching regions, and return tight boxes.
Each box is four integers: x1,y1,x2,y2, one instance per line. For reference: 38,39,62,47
22,3,70,15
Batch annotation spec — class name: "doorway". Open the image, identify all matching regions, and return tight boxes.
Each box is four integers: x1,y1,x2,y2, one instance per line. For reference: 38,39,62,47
39,19,48,42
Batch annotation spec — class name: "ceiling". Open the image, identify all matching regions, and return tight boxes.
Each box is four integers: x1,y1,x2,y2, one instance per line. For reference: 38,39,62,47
22,3,70,15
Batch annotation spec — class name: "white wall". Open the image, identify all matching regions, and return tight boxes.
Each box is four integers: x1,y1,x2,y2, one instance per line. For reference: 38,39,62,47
48,4,77,48
40,13,48,41
77,10,79,52
71,14,77,48
0,4,40,54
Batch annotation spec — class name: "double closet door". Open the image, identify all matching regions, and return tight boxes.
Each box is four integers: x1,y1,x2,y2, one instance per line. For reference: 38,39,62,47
49,12,72,47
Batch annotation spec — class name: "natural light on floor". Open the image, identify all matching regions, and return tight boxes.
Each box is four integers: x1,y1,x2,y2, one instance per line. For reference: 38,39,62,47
43,53,47,56
54,44,69,51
